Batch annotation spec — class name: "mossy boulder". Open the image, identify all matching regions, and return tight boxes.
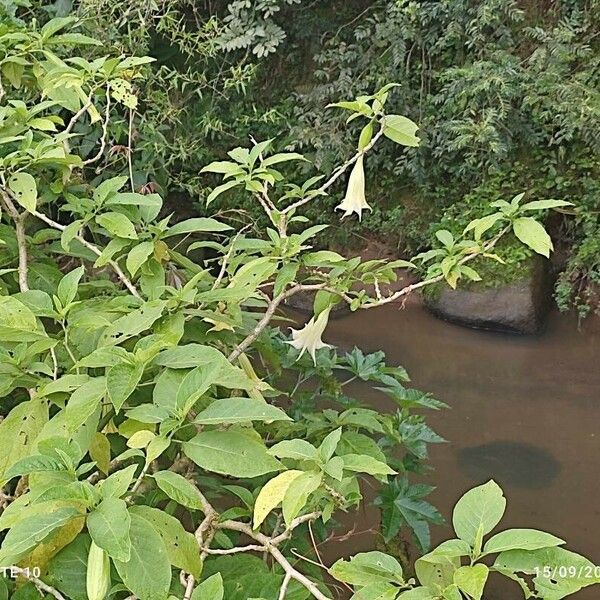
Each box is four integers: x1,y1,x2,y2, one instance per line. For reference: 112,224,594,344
424,255,552,334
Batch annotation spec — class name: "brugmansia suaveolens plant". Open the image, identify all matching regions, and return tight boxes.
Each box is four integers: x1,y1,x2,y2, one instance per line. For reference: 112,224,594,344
0,15,590,600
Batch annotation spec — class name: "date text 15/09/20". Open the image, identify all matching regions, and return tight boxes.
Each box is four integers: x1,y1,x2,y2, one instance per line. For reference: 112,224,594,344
534,566,600,579
0,567,41,579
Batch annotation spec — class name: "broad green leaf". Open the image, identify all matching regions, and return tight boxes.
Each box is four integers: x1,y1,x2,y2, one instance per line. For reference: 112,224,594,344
57,266,84,307
268,439,319,462
484,529,564,554
382,115,420,147
330,551,404,586
87,498,131,562
452,480,506,546
8,172,37,211
130,505,202,577
319,428,342,462
0,508,80,566
165,217,232,237
397,588,436,599
0,296,46,341
99,465,138,499
520,200,572,212
415,551,460,590
183,431,282,478
5,454,66,479
253,470,303,528
154,344,226,369
153,470,205,510
0,398,48,481
282,470,322,526
206,180,241,205
513,217,553,257
453,564,488,600
341,454,396,477
113,513,171,600
46,533,91,600
126,241,155,276
194,398,291,425
96,212,138,239
65,377,106,431
494,546,600,599
102,301,167,345
107,362,144,411
191,573,224,600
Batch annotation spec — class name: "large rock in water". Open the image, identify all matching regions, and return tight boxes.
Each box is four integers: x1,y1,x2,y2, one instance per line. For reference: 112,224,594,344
424,257,551,334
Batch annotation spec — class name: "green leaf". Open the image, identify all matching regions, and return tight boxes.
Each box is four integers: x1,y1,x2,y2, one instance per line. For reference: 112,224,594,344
87,498,131,562
253,470,303,529
154,344,227,369
65,377,107,432
5,454,66,479
282,470,322,526
164,217,232,237
113,513,171,600
0,398,48,481
520,200,573,212
206,180,241,205
483,529,564,554
0,508,80,565
57,266,84,308
191,573,224,600
126,241,155,276
130,505,202,578
194,398,291,425
268,439,319,462
102,301,167,345
107,362,144,412
319,428,342,462
99,465,138,499
330,551,403,587
183,431,282,478
8,172,37,212
453,564,488,600
452,480,506,547
96,212,138,240
46,534,90,600
512,217,553,257
153,470,205,510
0,296,46,341
382,115,420,147
341,454,396,477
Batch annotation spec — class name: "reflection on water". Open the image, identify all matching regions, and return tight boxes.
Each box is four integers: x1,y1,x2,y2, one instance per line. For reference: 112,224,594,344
311,303,600,599
459,440,561,490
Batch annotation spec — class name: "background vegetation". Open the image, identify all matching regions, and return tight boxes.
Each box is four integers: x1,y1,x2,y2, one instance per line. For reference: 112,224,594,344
21,0,598,316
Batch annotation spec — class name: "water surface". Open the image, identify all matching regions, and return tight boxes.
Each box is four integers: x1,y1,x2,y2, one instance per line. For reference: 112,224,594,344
317,304,600,598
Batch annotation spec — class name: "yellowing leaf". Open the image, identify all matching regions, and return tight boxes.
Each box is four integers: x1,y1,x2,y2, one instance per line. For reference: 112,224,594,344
127,430,155,449
253,470,303,529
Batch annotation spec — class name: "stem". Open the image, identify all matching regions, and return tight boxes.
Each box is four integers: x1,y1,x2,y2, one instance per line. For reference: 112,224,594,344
0,188,29,291
29,208,140,298
227,283,328,362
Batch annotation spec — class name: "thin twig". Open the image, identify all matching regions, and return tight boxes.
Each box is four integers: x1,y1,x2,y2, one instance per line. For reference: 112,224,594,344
9,567,66,600
83,84,111,165
29,208,140,298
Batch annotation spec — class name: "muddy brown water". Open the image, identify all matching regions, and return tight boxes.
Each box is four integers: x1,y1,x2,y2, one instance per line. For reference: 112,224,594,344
300,304,600,599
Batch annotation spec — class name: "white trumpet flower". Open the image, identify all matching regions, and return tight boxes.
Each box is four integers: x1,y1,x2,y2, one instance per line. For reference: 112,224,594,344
287,308,332,364
335,154,371,221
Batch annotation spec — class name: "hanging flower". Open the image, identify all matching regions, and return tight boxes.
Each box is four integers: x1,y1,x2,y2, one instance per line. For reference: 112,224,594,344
287,308,332,363
335,154,371,221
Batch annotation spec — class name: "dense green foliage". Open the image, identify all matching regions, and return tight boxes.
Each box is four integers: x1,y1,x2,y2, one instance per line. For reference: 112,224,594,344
0,8,596,600
36,0,597,315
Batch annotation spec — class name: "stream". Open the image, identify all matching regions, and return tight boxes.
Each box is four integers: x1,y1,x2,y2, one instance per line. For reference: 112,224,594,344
312,304,600,599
